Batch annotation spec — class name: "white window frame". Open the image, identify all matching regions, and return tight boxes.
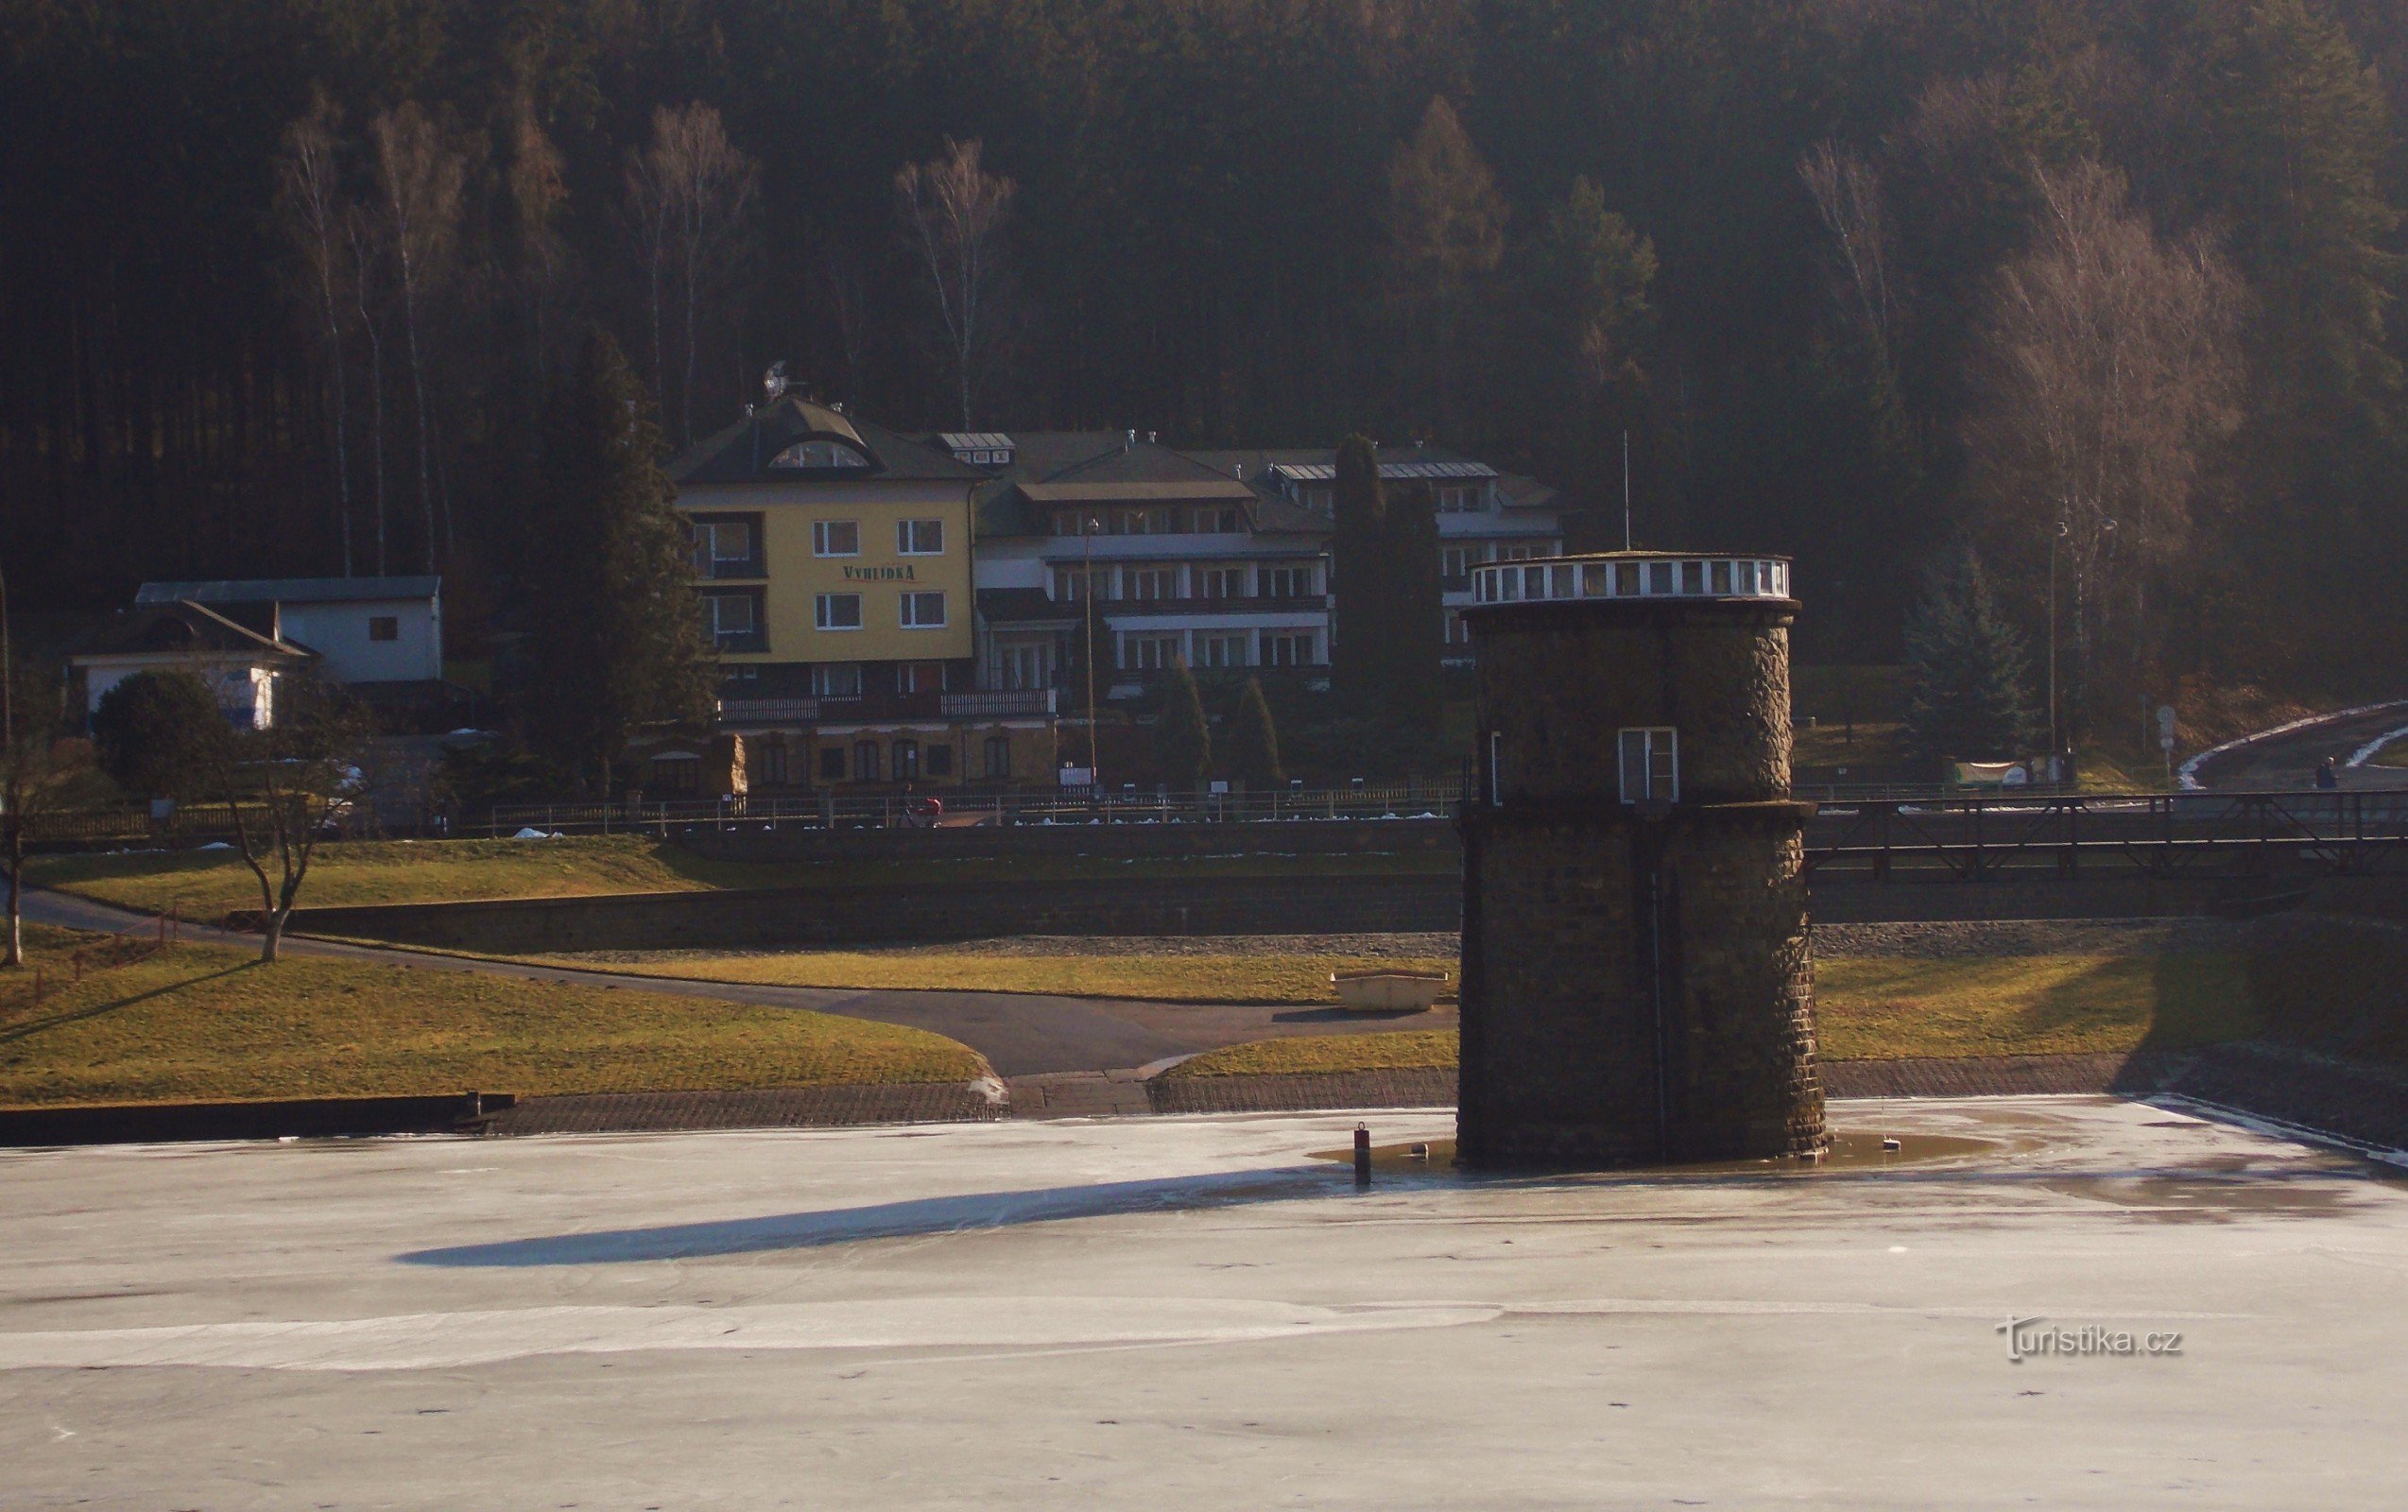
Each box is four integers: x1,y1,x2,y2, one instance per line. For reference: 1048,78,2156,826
897,518,945,555
813,520,860,558
815,592,864,631
1618,727,1679,805
900,591,947,629
811,662,863,697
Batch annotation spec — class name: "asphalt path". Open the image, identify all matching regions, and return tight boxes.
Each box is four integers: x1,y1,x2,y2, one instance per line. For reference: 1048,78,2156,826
2186,700,2408,791
19,887,1448,1078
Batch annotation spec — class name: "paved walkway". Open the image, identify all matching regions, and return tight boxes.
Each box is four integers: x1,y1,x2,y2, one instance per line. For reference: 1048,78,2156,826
2189,700,2408,789
20,888,1449,1078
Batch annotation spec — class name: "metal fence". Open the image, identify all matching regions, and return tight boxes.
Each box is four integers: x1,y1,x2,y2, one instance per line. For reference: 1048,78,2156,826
484,779,1471,835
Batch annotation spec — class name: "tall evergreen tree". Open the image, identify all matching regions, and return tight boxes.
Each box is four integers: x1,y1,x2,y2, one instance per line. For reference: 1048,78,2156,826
1229,677,1284,791
525,330,714,788
1330,433,1387,696
1901,547,2037,767
1383,479,1446,725
1155,657,1211,791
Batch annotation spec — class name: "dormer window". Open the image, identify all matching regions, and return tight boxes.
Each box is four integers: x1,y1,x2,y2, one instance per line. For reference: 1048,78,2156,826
768,438,869,471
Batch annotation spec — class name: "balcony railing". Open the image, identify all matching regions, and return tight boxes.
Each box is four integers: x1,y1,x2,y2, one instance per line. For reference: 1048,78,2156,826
719,696,818,724
696,556,767,580
719,687,1058,725
941,688,1057,717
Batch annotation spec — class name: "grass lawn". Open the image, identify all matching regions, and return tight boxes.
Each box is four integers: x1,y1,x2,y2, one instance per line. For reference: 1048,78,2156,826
0,925,984,1108
525,950,1459,1005
29,834,1449,922
1166,1030,1458,1078
1155,952,2253,1077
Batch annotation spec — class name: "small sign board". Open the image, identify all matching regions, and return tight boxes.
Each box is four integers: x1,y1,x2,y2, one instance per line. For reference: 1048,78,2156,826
1058,765,1093,788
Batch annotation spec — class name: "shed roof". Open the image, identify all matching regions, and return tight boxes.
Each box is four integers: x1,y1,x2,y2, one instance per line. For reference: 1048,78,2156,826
137,576,439,606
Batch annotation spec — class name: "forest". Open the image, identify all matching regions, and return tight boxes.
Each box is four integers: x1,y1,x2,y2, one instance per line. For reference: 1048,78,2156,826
3,0,2404,752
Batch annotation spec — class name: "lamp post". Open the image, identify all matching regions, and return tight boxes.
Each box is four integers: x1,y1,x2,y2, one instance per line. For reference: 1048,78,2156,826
2047,520,2065,756
1082,514,1103,793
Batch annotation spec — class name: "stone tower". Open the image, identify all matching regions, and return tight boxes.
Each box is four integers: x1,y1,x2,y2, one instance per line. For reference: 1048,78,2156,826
1455,552,1826,1167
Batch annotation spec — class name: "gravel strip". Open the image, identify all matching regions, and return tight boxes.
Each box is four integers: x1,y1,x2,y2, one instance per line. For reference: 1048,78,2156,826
558,933,1462,964
1810,918,2243,958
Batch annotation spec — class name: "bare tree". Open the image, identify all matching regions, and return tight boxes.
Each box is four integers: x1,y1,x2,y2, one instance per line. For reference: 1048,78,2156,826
1964,159,2243,736
276,93,356,576
211,680,371,964
625,104,761,444
369,104,466,570
343,207,392,576
1800,140,1902,391
817,240,874,401
507,93,576,391
895,138,1016,429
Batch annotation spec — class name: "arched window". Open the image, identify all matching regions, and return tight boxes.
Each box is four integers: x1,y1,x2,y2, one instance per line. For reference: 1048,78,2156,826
768,438,870,471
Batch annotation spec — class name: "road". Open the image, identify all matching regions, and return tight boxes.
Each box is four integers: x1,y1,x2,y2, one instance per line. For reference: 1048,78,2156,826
2185,700,2408,791
20,888,1450,1079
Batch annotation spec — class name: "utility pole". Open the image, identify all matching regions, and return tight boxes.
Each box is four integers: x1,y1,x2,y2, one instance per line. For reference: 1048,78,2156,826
1622,431,1633,552
1082,515,1103,793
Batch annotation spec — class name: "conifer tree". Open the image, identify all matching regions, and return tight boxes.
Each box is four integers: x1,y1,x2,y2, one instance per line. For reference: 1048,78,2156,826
1383,479,1445,725
1901,546,2036,767
1155,657,1211,791
1229,677,1284,791
525,329,715,788
1330,433,1386,696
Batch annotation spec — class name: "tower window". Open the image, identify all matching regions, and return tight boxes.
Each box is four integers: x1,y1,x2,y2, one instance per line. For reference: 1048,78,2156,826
1618,728,1678,804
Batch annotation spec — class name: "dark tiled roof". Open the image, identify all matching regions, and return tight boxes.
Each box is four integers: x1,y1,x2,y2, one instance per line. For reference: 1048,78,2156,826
975,588,1076,625
137,576,441,606
671,397,984,485
72,602,317,661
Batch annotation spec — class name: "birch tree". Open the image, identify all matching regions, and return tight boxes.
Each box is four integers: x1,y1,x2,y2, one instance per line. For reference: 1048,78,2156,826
369,103,465,570
1964,161,2242,736
275,93,356,576
625,104,761,445
895,138,1016,429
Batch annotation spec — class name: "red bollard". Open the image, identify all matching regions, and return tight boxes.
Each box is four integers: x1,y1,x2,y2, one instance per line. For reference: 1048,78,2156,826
1353,1123,1372,1187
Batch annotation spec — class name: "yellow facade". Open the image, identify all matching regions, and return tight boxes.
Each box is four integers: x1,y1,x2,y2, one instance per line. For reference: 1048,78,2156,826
683,478,974,665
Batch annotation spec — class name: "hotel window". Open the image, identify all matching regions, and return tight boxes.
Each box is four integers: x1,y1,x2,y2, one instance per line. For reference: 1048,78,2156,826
897,519,944,555
1261,564,1316,599
1445,610,1469,645
1262,631,1316,667
1052,565,1110,602
999,643,1046,689
1441,547,1473,581
1619,728,1679,804
812,662,863,697
1127,566,1179,601
1196,565,1247,599
984,735,1013,780
1196,634,1248,669
815,593,863,630
898,662,947,694
368,615,400,642
699,590,765,650
756,743,788,786
1122,634,1182,671
853,741,881,782
900,591,947,628
1195,506,1243,532
692,517,760,576
648,752,700,795
892,739,920,782
812,520,860,557
926,744,955,778
1437,485,1486,513
818,746,847,781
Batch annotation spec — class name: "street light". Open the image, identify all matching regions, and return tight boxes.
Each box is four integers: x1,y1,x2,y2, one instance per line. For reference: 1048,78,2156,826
2048,514,2112,770
1082,513,1104,793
